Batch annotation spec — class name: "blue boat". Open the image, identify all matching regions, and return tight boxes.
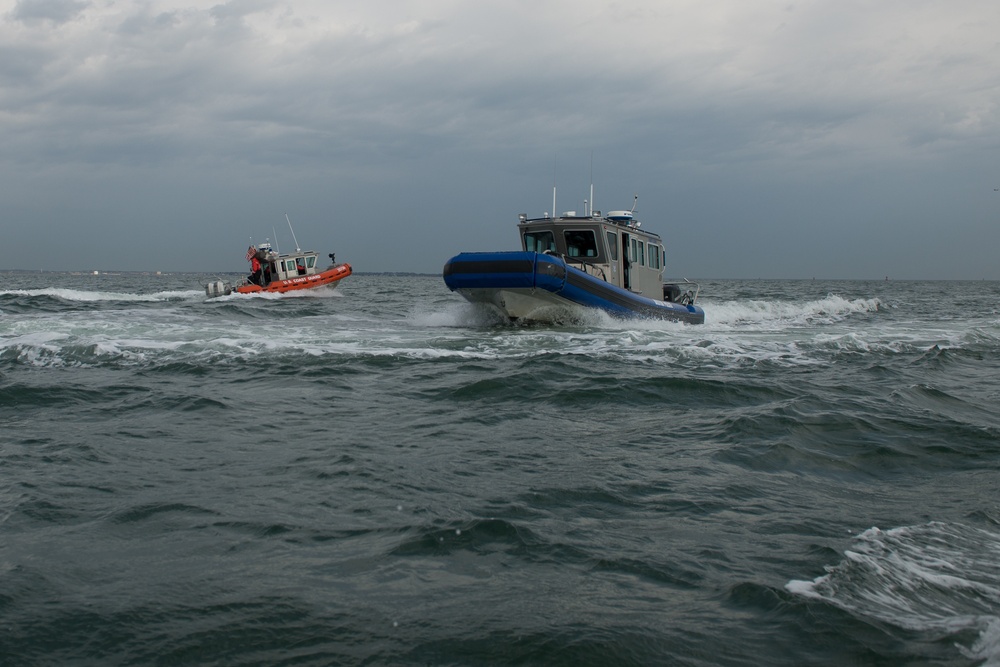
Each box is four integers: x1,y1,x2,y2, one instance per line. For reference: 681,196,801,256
443,203,705,324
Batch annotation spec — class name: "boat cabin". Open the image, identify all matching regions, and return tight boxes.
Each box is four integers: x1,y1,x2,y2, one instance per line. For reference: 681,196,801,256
251,242,323,286
518,210,666,296
268,251,320,281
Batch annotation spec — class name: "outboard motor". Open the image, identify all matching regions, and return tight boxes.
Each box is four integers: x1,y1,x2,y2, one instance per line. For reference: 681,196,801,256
205,280,232,298
663,284,683,303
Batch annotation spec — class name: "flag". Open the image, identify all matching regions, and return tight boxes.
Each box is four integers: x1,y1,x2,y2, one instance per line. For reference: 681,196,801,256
246,245,256,262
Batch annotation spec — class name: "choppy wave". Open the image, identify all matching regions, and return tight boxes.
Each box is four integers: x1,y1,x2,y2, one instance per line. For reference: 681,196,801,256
0,287,203,302
209,286,347,301
2,294,995,372
787,522,1000,665
424,294,883,329
0,281,352,305
703,294,882,326
4,275,1000,666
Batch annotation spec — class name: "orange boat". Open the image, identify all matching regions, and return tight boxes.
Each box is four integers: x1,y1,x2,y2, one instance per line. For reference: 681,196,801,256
206,242,351,297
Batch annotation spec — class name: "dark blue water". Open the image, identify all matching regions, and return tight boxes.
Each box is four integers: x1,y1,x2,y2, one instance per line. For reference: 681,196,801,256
2,272,999,665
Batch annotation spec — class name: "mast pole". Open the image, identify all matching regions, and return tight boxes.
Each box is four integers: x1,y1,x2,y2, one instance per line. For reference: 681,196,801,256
552,155,557,217
285,213,301,252
589,151,594,216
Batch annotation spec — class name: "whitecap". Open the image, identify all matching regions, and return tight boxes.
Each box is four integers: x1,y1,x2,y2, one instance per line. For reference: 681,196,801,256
703,295,881,327
786,522,1000,664
0,287,201,302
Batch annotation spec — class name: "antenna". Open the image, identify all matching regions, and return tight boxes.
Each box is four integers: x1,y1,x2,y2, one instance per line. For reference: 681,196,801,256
589,151,594,216
285,213,301,252
552,155,557,217
272,227,280,254
630,194,638,213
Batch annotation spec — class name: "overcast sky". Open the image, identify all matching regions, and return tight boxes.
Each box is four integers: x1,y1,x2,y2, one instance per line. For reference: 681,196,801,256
2,0,998,278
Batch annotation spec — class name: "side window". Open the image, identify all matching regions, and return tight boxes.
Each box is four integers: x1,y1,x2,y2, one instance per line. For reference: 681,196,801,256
306,256,316,269
637,241,645,266
605,231,618,261
524,231,555,253
564,230,598,258
630,238,637,263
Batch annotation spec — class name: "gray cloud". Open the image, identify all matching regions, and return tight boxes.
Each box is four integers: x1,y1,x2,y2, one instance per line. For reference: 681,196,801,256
2,0,998,278
11,0,88,25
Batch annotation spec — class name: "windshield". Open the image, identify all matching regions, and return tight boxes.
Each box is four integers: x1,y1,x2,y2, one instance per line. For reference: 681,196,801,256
524,231,556,253
564,230,598,258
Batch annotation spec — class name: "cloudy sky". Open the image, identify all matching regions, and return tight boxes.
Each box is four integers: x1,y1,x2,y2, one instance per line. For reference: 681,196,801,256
2,0,998,278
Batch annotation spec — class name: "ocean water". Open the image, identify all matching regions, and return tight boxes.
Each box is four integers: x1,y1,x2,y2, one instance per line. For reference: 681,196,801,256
2,271,999,666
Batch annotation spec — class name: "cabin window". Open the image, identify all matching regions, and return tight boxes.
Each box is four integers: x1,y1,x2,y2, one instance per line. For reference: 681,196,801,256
649,245,661,269
630,238,637,263
564,230,598,258
637,241,645,266
605,231,618,261
524,231,556,253
306,256,316,269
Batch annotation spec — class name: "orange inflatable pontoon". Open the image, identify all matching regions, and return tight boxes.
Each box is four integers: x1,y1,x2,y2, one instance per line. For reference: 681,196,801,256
235,262,352,294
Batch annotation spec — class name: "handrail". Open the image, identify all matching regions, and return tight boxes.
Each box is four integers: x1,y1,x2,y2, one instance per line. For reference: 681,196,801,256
663,278,700,305
563,255,607,282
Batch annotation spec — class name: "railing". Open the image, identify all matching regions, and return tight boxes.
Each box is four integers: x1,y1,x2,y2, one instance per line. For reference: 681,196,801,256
663,279,700,305
563,256,608,282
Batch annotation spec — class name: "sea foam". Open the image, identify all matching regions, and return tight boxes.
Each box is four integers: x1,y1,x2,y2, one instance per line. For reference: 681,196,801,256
787,522,1000,665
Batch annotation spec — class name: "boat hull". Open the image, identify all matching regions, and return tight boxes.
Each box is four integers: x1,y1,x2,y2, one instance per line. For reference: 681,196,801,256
443,252,704,324
235,263,352,294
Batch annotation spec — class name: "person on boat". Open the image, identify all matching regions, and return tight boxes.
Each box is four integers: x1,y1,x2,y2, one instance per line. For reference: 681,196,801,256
248,254,263,285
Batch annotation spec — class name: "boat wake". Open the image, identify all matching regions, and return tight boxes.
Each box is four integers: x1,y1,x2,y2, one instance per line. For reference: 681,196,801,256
428,295,881,331
0,287,202,302
409,302,512,328
2,280,984,373
704,295,881,327
786,522,1000,665
208,285,346,301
